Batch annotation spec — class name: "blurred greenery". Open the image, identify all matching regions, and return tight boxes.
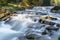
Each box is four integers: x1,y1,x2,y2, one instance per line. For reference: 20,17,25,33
0,0,44,6
0,0,60,11
0,0,60,6
2,6,14,12
0,0,8,6
58,36,60,40
23,0,43,6
0,0,51,11
42,0,51,6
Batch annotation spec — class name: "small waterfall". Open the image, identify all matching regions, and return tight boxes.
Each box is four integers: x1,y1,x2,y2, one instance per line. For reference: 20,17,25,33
0,21,12,29
0,21,25,40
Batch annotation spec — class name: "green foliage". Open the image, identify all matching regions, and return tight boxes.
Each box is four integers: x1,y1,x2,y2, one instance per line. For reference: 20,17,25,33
42,0,51,6
32,0,41,6
8,0,22,3
0,0,8,6
58,36,60,40
2,6,15,12
23,0,43,6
